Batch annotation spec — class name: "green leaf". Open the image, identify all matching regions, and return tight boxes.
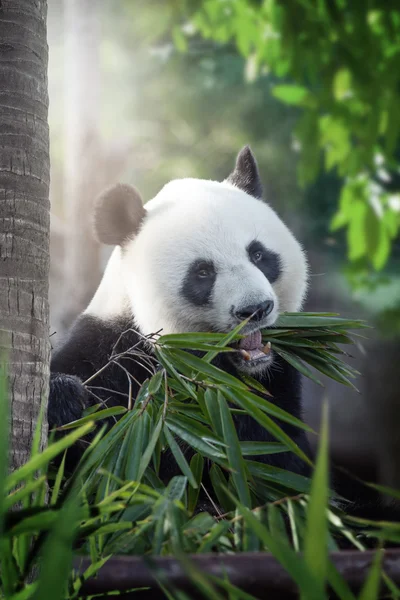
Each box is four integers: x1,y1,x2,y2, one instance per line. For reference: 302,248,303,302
165,475,187,503
272,314,367,329
188,454,204,514
57,405,127,429
303,402,330,597
239,441,286,456
198,520,232,553
172,26,188,52
326,560,357,600
209,463,234,513
358,549,384,600
50,452,66,506
124,414,145,482
0,359,9,541
138,415,163,480
237,502,324,600
204,388,223,438
203,318,250,363
164,424,197,488
159,332,227,345
9,584,38,600
348,200,368,262
247,461,312,494
333,68,352,101
155,348,197,399
148,369,165,395
272,84,309,105
218,391,251,506
167,348,248,389
5,477,47,512
221,383,314,432
273,346,324,386
221,387,313,465
32,499,80,600
166,418,227,463
6,422,94,492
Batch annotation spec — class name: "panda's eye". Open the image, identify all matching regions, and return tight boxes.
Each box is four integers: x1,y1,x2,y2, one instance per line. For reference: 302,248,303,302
252,250,263,263
197,265,214,278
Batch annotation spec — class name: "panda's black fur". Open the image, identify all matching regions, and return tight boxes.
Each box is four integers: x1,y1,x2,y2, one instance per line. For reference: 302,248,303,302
49,313,312,480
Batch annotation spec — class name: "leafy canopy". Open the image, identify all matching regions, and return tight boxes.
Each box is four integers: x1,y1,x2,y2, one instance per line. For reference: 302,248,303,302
172,1,400,275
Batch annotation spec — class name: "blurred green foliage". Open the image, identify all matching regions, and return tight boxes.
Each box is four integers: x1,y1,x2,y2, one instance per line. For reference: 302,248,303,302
179,0,400,275
101,1,305,226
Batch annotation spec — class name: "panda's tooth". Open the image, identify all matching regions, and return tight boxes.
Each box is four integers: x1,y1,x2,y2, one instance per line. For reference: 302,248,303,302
262,342,272,354
240,349,251,361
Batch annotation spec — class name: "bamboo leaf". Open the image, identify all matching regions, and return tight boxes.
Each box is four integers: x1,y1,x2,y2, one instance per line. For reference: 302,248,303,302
221,385,314,433
50,452,66,506
358,549,384,600
204,388,223,438
303,402,330,598
124,414,145,482
0,359,9,542
57,406,127,430
220,387,313,466
273,346,324,386
239,441,286,456
6,422,94,492
274,314,368,329
164,424,197,488
247,461,313,494
218,391,251,506
167,348,248,389
188,454,204,514
32,499,79,600
237,501,325,600
138,415,163,480
166,418,227,462
198,520,232,553
148,369,165,395
209,463,234,513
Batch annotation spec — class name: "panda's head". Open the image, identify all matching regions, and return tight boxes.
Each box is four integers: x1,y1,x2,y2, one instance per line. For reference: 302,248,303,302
88,146,308,374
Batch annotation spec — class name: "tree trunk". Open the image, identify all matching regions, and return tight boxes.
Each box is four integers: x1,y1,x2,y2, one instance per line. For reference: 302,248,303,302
0,0,50,470
61,0,102,329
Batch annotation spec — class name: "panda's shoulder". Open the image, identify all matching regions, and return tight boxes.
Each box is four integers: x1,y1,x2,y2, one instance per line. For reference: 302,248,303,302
51,314,140,375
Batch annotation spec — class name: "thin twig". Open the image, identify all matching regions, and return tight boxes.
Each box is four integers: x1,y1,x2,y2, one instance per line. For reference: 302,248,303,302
200,483,223,518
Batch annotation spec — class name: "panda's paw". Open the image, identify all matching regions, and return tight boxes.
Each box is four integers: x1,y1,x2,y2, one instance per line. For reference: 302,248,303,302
48,373,89,430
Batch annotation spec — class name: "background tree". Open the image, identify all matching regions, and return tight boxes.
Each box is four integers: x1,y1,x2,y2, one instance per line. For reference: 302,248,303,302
0,1,50,470
170,1,400,283
53,0,135,330
61,0,102,329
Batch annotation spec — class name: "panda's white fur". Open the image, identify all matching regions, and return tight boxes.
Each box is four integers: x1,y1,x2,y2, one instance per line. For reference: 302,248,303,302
85,177,308,348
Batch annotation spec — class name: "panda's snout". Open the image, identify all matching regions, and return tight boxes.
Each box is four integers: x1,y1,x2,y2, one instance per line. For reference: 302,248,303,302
234,300,274,323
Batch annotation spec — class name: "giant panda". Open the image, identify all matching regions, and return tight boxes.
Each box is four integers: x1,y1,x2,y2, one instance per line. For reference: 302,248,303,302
49,146,312,485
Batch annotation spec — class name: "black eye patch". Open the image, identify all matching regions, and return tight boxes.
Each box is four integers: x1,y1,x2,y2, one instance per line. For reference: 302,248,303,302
181,259,217,307
247,240,281,283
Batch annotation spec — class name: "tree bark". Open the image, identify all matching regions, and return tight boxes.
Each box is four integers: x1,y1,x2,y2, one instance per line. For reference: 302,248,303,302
0,0,50,470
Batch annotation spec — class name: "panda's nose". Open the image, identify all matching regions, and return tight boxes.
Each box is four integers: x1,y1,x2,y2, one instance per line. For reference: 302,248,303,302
235,300,274,322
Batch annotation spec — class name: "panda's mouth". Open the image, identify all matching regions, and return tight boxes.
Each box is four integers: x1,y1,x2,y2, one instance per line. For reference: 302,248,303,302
235,329,272,364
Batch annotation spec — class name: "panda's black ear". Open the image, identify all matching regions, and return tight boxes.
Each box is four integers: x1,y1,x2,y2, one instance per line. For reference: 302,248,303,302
94,184,146,246
225,146,263,199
